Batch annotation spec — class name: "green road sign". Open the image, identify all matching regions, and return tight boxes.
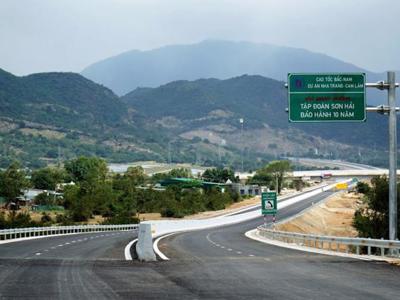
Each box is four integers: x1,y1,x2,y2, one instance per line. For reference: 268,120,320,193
288,73,366,122
261,192,277,215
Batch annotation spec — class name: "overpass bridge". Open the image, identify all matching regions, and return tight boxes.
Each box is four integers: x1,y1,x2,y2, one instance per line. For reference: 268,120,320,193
292,168,390,178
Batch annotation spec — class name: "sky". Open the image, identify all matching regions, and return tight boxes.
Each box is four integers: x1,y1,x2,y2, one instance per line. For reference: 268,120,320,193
1,0,399,75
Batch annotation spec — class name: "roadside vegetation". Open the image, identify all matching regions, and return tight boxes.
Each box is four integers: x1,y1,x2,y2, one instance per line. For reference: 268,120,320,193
247,160,293,193
0,157,243,228
353,176,400,239
0,157,298,229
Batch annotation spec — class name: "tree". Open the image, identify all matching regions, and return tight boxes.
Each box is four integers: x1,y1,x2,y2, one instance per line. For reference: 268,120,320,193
151,168,190,183
292,178,305,191
202,168,236,183
247,169,273,186
264,160,292,194
63,184,92,222
64,156,108,184
34,192,55,206
353,176,400,239
31,167,66,190
169,168,190,178
0,162,29,204
125,166,146,186
356,181,370,194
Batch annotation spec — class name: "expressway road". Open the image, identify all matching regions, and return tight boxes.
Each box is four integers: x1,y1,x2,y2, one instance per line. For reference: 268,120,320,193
292,158,382,170
156,191,400,299
0,231,138,299
0,190,399,299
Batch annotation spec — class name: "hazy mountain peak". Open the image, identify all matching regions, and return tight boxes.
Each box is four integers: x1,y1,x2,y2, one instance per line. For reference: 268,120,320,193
81,40,369,96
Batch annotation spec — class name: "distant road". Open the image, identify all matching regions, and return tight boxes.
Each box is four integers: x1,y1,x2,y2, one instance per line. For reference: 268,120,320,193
290,157,382,170
237,158,382,180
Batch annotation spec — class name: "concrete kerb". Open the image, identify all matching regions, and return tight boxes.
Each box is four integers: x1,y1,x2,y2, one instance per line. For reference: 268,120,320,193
245,228,400,264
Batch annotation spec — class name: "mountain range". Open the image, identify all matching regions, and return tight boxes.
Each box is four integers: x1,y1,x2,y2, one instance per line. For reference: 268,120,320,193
1,40,398,169
0,66,395,169
81,40,395,107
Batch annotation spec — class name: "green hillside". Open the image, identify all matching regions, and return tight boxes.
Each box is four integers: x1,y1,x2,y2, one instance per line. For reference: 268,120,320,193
122,75,396,167
0,69,172,168
0,68,395,169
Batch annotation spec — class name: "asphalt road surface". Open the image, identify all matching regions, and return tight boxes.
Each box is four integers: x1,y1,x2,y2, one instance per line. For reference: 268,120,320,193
1,191,399,299
0,231,137,299
156,191,400,300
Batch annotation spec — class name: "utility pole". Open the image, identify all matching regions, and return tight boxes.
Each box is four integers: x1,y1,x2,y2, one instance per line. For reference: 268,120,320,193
168,141,172,164
57,145,61,167
218,142,221,165
239,118,244,172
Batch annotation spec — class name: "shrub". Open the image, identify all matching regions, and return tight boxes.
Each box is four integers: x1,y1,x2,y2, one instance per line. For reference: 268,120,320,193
356,181,370,194
41,212,53,224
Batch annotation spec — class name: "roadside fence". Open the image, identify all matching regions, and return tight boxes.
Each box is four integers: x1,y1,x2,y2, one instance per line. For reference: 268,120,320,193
257,226,400,258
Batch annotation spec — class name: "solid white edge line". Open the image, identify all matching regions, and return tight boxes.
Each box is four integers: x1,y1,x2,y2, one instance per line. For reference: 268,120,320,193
153,233,178,261
126,182,345,262
0,230,129,245
124,238,137,260
244,228,400,262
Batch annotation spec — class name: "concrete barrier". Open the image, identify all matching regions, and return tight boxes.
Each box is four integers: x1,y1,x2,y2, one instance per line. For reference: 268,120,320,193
136,223,156,261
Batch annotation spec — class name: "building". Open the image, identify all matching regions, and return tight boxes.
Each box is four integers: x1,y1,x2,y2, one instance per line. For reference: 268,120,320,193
231,183,262,196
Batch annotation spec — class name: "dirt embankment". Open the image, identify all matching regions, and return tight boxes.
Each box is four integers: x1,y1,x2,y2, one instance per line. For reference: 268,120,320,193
276,192,362,237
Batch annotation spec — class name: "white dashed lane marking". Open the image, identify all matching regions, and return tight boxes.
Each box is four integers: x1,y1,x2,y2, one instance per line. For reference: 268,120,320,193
32,231,127,257
206,232,257,258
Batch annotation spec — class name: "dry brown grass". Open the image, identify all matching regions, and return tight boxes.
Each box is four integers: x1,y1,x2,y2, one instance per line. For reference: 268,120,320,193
277,192,361,238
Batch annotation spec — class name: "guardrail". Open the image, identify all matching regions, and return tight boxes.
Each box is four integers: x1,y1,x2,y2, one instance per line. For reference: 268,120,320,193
257,226,400,258
0,224,138,241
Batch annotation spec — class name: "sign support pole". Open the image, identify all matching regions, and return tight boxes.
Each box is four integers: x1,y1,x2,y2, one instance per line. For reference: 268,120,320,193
272,215,276,230
286,72,399,243
388,71,397,242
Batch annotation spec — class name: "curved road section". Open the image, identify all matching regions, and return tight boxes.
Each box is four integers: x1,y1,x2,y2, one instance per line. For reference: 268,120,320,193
156,191,400,299
0,188,399,298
